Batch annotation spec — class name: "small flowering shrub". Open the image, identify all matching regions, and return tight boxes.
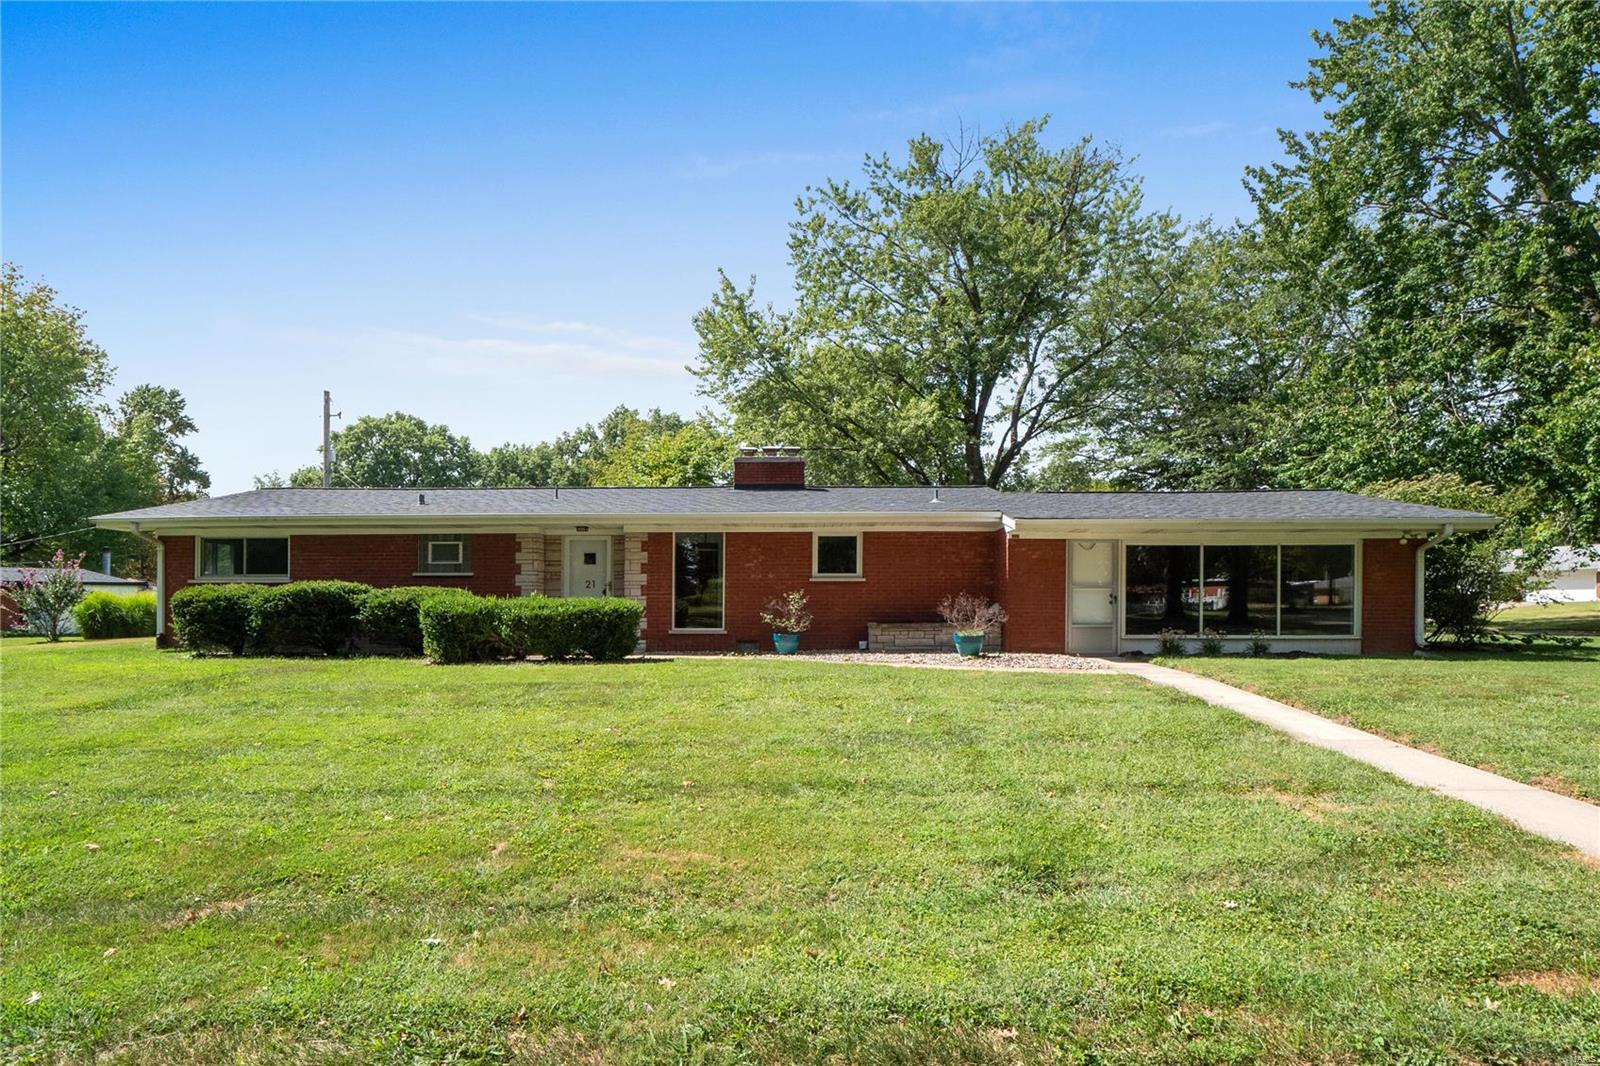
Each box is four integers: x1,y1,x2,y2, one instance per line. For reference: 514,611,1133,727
1246,631,1272,657
760,590,813,634
1197,628,1225,656
11,550,87,641
1156,629,1188,657
937,592,1007,636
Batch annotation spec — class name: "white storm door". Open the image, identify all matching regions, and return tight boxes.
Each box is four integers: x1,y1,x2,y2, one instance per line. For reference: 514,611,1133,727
1068,540,1117,655
564,537,611,598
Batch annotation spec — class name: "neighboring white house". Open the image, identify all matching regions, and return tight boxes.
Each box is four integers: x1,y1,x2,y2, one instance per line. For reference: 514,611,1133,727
1518,545,1600,603
0,565,150,634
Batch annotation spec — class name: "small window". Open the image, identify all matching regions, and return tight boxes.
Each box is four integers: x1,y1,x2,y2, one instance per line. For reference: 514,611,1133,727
198,537,289,580
417,535,472,575
583,551,597,566
814,533,861,577
428,540,463,566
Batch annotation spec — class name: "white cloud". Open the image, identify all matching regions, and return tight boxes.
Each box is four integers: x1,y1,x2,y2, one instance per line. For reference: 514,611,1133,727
332,321,696,382
1157,120,1233,139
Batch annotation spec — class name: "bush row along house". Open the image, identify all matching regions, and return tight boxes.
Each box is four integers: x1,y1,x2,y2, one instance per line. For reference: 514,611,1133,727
92,447,1499,656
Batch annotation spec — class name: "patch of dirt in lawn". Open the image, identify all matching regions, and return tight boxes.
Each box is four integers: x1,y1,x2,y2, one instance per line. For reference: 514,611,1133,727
1496,970,1600,995
1530,772,1587,800
507,1026,608,1064
164,897,252,929
1254,787,1352,822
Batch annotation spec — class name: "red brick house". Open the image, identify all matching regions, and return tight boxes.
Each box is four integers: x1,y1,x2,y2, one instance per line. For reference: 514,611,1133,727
92,447,1498,656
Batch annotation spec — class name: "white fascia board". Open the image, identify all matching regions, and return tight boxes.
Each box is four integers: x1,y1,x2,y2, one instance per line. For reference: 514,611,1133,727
92,511,1006,536
1002,515,1499,539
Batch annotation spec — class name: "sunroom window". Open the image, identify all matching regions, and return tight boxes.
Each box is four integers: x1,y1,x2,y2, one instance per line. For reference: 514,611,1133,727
198,537,289,580
1122,544,1356,637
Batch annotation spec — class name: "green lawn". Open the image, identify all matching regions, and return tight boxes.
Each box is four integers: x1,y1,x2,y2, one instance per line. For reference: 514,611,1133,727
4,643,1598,1064
1167,642,1600,801
1493,599,1600,636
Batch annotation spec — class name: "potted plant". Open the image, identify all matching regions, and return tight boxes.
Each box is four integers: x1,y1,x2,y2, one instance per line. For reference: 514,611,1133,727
760,590,813,654
937,592,1006,657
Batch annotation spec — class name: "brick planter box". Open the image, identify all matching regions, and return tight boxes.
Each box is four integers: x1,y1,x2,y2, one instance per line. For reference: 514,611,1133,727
866,621,1002,653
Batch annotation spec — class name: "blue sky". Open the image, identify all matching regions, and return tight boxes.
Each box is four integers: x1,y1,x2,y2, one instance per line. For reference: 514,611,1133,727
3,2,1356,493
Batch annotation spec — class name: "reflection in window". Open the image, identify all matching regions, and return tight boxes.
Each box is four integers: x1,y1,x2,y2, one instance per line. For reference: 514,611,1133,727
1204,545,1278,634
1124,545,1199,634
1280,545,1355,635
199,537,289,578
673,533,724,630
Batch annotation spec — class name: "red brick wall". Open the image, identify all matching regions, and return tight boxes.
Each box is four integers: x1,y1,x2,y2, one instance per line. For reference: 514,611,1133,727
157,533,518,641
641,530,999,651
995,534,1066,653
1361,538,1416,655
732,459,806,486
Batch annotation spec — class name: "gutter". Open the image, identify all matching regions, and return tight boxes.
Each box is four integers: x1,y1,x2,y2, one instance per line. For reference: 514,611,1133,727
1412,523,1457,649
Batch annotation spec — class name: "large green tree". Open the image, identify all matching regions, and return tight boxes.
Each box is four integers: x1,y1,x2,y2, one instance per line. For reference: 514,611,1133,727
1,265,208,571
693,121,1193,487
1238,0,1600,543
286,412,482,488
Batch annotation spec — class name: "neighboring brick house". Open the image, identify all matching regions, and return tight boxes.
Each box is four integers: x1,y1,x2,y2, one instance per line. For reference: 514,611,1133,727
92,446,1499,656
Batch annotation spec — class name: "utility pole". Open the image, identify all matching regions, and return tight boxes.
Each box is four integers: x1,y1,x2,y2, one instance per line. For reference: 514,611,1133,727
321,390,334,488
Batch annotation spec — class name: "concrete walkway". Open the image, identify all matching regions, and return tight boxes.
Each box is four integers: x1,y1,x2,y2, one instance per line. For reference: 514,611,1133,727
1106,660,1600,859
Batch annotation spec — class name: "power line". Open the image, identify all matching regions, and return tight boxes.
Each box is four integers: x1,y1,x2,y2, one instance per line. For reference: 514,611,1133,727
1,526,97,550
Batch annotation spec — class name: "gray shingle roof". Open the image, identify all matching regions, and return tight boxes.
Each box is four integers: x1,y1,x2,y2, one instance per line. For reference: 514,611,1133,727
1,566,147,586
91,486,1498,526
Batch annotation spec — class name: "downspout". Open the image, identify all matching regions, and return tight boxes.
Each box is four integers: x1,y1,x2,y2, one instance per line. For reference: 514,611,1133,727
1413,523,1455,650
129,523,165,645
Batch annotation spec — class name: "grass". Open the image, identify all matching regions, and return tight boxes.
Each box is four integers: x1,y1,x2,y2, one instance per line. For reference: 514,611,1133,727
1492,599,1600,636
1164,640,1600,801
4,642,1599,1064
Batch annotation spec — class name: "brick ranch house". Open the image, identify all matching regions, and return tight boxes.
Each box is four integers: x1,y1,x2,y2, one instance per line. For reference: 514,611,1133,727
92,447,1498,656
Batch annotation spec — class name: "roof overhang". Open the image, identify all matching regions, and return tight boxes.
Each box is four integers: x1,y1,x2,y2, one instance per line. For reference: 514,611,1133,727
1002,515,1499,538
91,511,1008,535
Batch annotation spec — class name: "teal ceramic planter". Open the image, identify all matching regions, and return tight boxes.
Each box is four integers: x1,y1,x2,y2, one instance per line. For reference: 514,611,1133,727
773,632,801,655
952,632,986,657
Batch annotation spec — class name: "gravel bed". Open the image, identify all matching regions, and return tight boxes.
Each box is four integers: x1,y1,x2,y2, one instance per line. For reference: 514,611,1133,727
785,650,1111,672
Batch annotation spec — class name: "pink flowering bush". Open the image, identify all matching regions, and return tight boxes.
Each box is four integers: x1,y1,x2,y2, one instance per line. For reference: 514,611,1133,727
12,550,87,641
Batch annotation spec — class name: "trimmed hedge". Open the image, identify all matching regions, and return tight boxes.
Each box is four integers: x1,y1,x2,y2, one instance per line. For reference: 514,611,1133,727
355,586,465,655
252,580,368,656
419,593,505,664
73,592,158,639
170,584,266,655
169,580,642,663
499,596,643,662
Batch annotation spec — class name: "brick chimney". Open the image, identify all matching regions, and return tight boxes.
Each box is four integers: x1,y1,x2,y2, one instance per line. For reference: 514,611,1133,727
733,445,806,487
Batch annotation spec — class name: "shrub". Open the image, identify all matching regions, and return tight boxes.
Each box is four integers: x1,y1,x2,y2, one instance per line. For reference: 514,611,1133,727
420,593,505,663
251,581,368,656
170,584,267,655
73,592,157,639
1246,630,1272,657
498,596,643,662
1365,474,1538,644
356,586,463,655
1156,629,1187,656
10,550,87,641
937,592,1007,635
760,590,812,634
1197,628,1224,656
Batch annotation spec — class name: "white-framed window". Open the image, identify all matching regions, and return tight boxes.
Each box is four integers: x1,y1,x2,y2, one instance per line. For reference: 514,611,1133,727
672,532,724,631
196,537,290,582
416,535,472,575
812,532,862,579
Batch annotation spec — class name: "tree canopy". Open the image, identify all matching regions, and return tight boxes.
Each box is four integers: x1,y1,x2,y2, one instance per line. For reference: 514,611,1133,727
1,264,209,572
694,121,1193,487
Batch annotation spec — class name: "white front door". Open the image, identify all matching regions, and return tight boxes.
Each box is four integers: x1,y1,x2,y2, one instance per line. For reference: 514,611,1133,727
565,537,611,598
1068,539,1118,655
